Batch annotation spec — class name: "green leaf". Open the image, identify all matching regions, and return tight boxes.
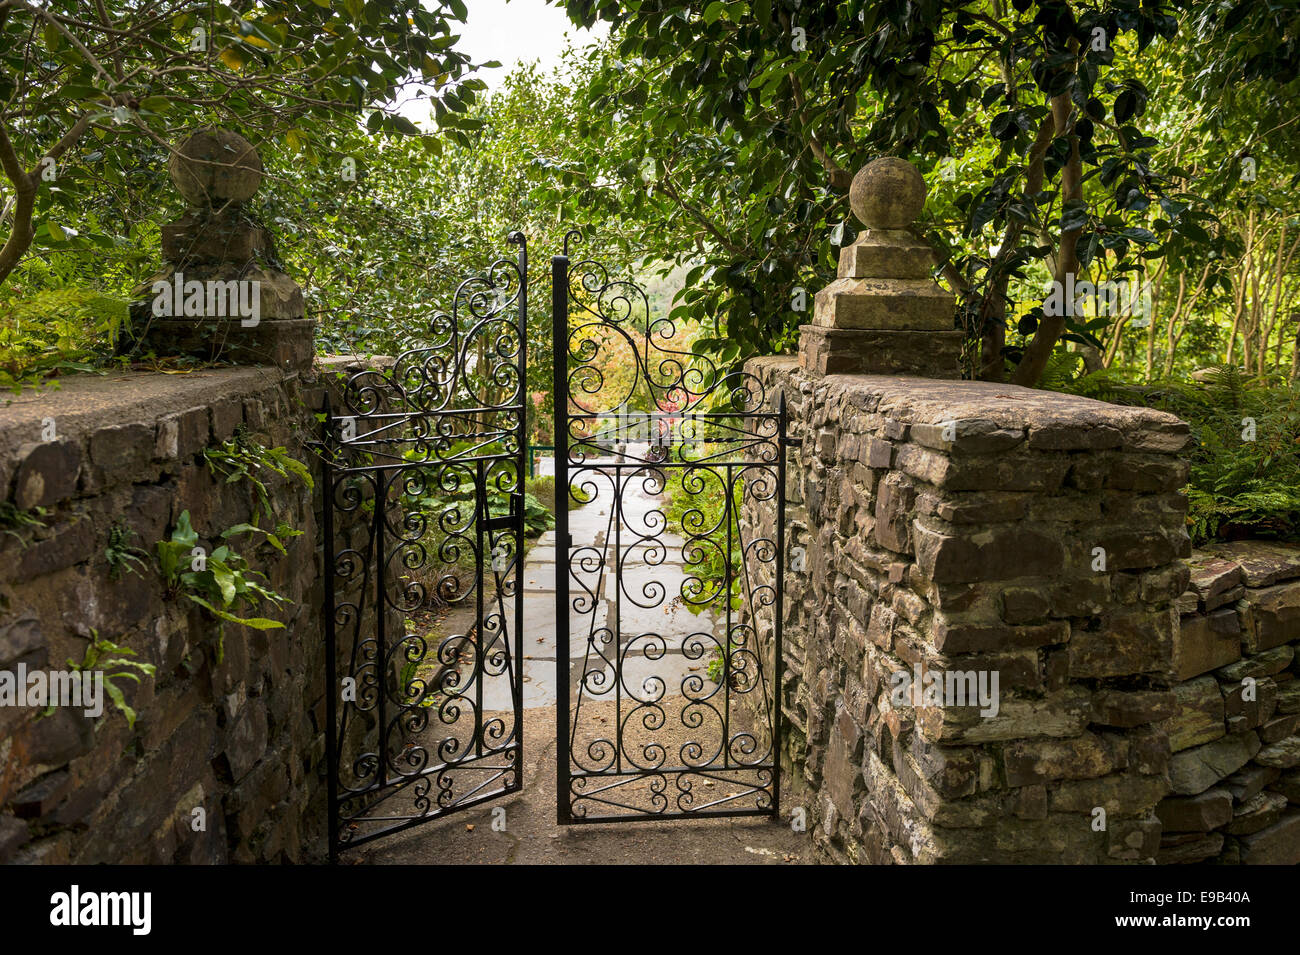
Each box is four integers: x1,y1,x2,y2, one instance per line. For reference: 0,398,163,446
208,558,237,605
221,523,262,539
104,681,137,728
187,595,284,630
172,511,198,549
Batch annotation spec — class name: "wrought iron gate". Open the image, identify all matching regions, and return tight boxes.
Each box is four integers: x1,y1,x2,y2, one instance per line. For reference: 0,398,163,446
553,234,786,823
317,234,528,860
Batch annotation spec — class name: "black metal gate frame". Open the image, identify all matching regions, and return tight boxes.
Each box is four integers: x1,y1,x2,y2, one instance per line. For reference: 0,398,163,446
551,234,787,824
315,230,790,859
318,235,528,861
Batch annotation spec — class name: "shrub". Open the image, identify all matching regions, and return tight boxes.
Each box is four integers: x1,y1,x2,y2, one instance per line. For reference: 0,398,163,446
1064,365,1300,545
0,288,129,392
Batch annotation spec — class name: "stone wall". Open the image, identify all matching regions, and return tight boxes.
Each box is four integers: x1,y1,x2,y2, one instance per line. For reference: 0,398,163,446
0,362,344,863
1155,543,1300,863
747,355,1200,864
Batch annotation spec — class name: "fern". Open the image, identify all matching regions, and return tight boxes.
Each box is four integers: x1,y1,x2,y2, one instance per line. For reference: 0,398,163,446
1053,363,1300,545
0,288,129,392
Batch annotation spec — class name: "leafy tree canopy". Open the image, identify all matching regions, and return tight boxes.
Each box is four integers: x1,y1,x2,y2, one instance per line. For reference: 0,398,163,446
0,0,490,285
556,0,1299,383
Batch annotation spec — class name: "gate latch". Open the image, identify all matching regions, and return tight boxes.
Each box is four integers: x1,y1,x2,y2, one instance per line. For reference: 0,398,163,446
484,491,522,531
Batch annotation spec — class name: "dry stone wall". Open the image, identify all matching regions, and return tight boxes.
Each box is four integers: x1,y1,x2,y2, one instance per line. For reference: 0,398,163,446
0,361,356,863
748,355,1201,864
1156,542,1300,863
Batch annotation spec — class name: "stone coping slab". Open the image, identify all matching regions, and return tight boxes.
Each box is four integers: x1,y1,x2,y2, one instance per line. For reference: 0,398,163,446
751,355,1191,453
1201,540,1300,588
0,356,391,485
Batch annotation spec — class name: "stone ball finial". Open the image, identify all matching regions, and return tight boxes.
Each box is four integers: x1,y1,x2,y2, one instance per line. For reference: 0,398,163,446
169,128,263,207
849,157,926,230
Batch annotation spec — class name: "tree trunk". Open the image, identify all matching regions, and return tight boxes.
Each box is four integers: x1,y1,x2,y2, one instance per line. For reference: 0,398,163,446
1011,91,1082,387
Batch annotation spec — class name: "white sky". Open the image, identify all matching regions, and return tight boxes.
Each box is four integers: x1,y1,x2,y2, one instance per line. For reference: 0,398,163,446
459,0,606,86
397,0,608,122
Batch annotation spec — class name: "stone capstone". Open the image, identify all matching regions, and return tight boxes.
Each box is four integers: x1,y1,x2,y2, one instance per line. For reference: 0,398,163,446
168,128,263,206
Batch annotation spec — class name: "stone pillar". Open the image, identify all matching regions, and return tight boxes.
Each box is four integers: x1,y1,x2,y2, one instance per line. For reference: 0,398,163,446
799,157,963,378
747,355,1195,863
129,128,314,371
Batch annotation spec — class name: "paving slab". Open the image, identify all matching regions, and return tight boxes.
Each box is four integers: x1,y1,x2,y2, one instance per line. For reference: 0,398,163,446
356,701,809,866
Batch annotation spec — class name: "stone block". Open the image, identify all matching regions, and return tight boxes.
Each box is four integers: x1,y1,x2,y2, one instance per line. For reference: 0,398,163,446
861,437,893,469
1000,587,1051,625
1275,769,1300,803
1091,689,1177,728
13,439,81,509
933,620,1068,654
873,474,915,554
1224,765,1279,803
1216,644,1291,682
1186,555,1245,611
916,688,1090,744
1128,725,1172,776
914,521,1065,583
1173,610,1242,681
0,616,43,668
1156,831,1223,864
907,419,1025,456
837,233,936,279
906,735,979,799
210,396,244,441
1254,735,1300,769
161,214,271,265
1160,676,1225,752
1026,420,1123,451
1259,713,1300,744
1237,810,1300,864
933,495,1028,524
88,422,155,488
1104,455,1190,493
12,771,72,819
1208,541,1300,587
1121,421,1194,454
0,815,29,861
17,518,94,578
1240,581,1300,652
1222,676,1277,731
1156,788,1233,832
155,406,211,462
866,603,896,650
1093,529,1182,570
224,703,269,782
1004,732,1122,786
1140,563,1191,603
812,278,955,330
1048,576,1112,616
798,326,963,379
1168,732,1260,795
1049,774,1170,815
1068,609,1174,679
1277,680,1300,715
1225,790,1287,835
824,706,865,820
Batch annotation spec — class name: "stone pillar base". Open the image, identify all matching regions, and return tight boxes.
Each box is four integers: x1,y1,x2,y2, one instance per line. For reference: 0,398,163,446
798,326,964,378
128,314,316,371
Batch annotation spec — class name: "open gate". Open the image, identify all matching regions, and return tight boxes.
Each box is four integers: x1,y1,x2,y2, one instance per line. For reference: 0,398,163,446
317,234,528,860
552,233,786,823
316,230,788,857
